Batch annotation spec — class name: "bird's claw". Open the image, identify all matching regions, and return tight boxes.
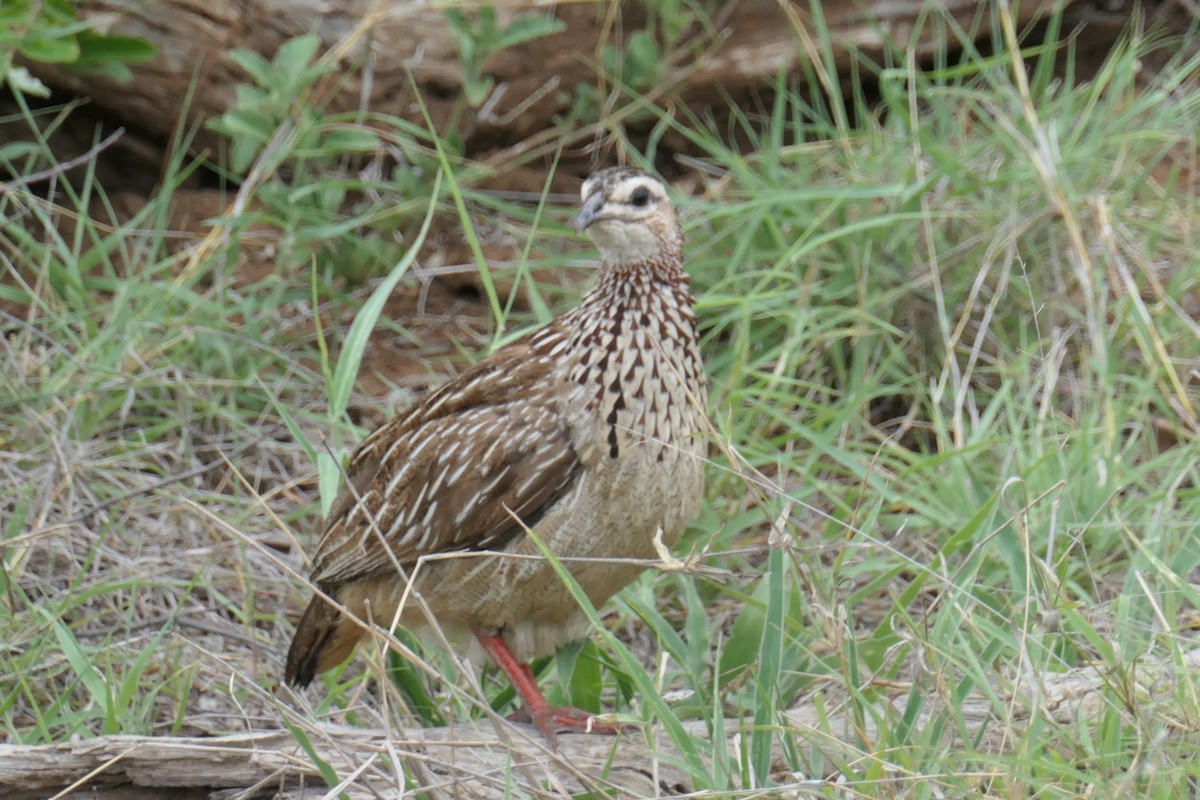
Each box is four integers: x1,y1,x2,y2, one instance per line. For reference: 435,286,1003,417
507,705,626,742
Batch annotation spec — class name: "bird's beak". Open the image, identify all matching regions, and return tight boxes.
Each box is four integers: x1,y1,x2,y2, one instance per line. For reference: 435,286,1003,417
572,193,604,233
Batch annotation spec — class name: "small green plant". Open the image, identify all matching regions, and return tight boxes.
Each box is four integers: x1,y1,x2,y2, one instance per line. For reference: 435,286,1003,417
604,30,662,93
207,34,438,281
554,1,715,130
555,30,666,130
443,7,566,107
0,0,155,95
207,35,349,174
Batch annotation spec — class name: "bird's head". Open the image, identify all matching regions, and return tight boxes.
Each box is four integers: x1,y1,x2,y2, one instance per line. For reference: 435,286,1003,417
573,167,680,263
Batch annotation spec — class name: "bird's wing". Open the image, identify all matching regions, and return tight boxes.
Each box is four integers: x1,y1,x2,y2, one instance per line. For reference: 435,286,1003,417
309,331,580,586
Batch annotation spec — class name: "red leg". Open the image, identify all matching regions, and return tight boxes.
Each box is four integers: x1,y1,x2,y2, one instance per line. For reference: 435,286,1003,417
474,631,621,742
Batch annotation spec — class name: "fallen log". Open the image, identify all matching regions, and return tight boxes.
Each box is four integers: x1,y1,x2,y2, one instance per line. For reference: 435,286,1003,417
3,645,1194,799
27,1,1086,159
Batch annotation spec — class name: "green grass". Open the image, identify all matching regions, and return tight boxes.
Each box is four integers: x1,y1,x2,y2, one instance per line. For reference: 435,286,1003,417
3,4,1200,798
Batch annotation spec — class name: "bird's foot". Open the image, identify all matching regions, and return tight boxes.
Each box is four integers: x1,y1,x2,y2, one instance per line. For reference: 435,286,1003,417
532,706,623,740
509,705,624,740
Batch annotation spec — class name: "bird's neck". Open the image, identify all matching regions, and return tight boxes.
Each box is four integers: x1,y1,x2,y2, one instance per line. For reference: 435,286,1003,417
592,242,688,297
560,247,694,347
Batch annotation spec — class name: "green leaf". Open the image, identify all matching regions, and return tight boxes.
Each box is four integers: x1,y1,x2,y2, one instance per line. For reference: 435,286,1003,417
281,716,342,789
387,632,447,726
19,34,80,64
555,640,602,713
320,127,380,153
317,450,341,518
474,7,498,42
274,33,321,78
444,13,478,71
622,30,659,86
42,0,79,25
0,493,30,594
46,616,111,724
0,3,32,27
211,106,273,147
444,9,472,38
1,491,29,543
750,546,785,785
679,577,713,679
443,9,473,45
463,75,493,107
601,44,621,77
230,137,260,175
20,16,94,39
718,587,765,685
74,32,157,65
292,220,358,243
496,14,566,51
261,377,318,464
229,48,273,86
232,83,268,108
71,61,134,82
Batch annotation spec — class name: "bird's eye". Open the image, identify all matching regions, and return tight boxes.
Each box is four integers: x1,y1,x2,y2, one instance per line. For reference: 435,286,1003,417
630,186,651,207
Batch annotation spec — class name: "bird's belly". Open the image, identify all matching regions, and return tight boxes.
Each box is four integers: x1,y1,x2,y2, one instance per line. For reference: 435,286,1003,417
388,439,704,662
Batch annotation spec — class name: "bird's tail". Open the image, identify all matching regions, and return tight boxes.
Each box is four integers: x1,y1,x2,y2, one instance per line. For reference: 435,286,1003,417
285,594,359,686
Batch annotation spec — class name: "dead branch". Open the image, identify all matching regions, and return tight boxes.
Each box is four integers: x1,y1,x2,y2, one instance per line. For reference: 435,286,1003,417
26,1,1086,158
3,646,1195,799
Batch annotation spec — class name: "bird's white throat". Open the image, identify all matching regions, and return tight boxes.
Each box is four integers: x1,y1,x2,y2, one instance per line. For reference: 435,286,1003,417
589,219,665,263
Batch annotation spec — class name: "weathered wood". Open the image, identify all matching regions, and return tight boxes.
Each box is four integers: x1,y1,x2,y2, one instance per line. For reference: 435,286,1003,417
3,646,1195,799
0,722,686,800
29,1,1084,158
